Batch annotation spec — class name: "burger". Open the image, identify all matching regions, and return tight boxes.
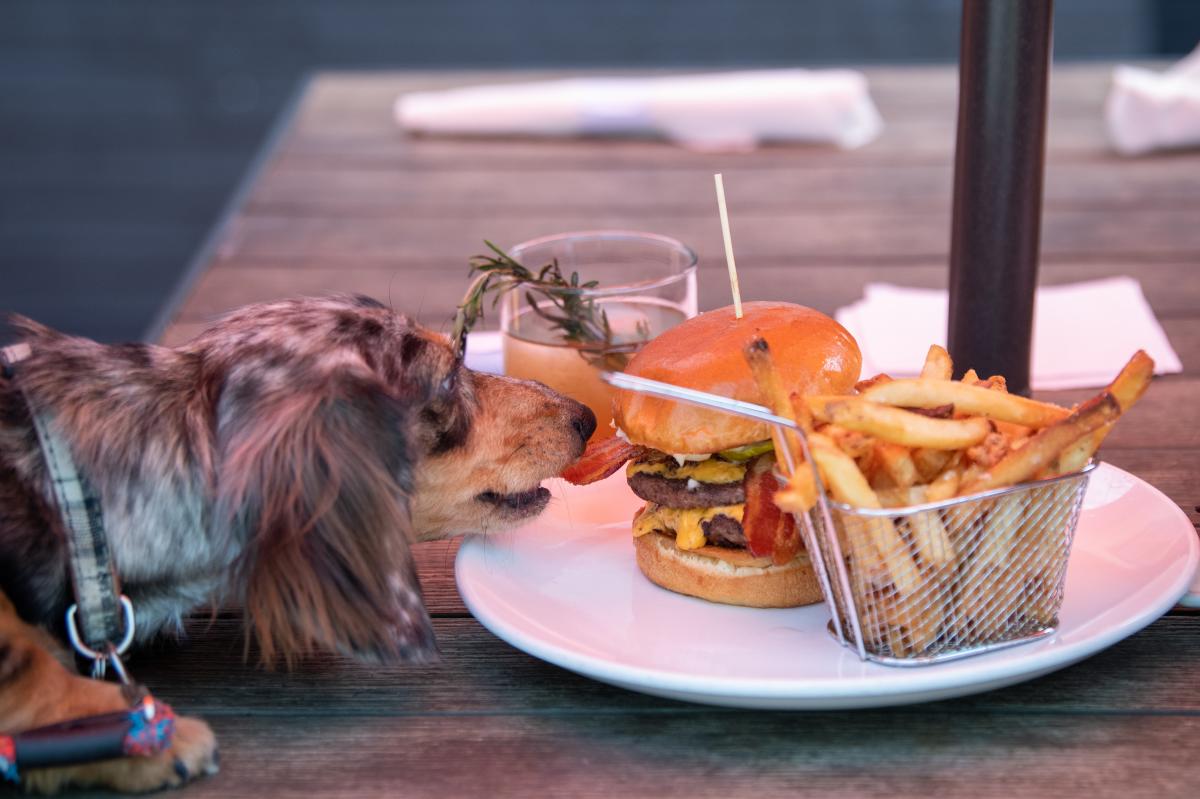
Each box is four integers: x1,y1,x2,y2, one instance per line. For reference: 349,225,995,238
562,301,861,608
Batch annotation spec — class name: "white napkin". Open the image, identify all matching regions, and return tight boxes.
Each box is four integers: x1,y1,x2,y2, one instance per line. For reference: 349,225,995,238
835,277,1183,390
1106,43,1200,155
395,70,883,152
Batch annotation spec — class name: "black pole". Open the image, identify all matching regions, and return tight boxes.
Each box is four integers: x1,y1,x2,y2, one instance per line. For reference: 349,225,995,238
947,0,1053,396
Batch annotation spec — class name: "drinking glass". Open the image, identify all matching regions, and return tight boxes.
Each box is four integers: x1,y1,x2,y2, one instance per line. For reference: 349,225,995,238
500,231,698,440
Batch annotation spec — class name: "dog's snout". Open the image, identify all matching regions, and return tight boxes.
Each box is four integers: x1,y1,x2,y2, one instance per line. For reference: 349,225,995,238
570,402,597,449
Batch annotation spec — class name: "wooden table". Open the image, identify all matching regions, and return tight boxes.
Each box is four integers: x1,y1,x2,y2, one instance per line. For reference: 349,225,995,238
140,65,1199,798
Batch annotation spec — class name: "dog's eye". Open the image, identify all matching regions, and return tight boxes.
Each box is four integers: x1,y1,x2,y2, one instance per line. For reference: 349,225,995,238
422,403,471,454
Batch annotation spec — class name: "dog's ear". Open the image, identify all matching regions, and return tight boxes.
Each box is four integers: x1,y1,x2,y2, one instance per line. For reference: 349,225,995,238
4,313,58,343
215,364,437,667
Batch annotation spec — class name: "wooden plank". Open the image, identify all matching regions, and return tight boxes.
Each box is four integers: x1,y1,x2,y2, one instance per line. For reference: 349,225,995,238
130,615,1200,718
413,539,466,616
166,260,1200,325
76,699,1200,798
245,159,1200,214
1097,449,1200,524
194,208,1200,267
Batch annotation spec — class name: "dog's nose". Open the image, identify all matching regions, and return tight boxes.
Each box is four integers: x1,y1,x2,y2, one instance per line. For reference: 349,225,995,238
570,403,597,447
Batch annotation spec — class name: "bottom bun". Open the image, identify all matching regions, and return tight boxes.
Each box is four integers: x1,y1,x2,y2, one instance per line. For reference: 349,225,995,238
633,532,823,608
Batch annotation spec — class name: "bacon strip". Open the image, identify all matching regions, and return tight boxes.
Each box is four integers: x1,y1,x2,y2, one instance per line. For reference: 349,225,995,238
560,436,647,485
742,455,802,565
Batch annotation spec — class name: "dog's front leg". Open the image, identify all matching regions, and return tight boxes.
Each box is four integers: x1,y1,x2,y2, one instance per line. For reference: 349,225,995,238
0,592,218,794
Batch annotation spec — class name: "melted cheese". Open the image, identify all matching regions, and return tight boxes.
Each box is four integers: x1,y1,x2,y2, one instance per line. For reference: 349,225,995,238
633,503,746,550
627,457,746,484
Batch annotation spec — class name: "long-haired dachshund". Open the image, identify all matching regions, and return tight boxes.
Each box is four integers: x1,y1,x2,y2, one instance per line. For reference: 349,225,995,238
0,295,595,793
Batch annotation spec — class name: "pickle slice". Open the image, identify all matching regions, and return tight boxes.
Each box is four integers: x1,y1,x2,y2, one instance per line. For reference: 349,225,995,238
716,439,775,462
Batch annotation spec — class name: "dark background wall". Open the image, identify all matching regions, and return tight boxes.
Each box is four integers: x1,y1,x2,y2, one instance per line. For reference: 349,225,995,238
2,0,1197,343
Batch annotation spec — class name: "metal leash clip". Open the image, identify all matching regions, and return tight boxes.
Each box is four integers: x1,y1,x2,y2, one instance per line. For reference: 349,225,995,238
65,595,136,683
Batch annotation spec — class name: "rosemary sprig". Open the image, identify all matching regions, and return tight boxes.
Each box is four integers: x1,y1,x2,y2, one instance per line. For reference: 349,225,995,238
451,241,647,370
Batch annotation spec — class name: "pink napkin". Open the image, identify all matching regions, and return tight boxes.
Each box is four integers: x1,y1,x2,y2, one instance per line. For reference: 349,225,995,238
835,277,1183,390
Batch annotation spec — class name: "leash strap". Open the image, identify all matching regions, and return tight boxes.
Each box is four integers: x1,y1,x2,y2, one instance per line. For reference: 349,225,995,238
1,343,126,656
0,345,176,785
0,695,176,783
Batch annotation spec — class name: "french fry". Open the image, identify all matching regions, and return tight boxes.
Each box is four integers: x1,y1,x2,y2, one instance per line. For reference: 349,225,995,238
960,368,980,384
1107,349,1155,411
744,340,835,506
921,344,953,380
962,392,1121,494
787,391,816,437
882,590,941,657
903,504,955,569
743,338,805,475
874,479,957,576
774,475,816,515
867,463,894,491
807,433,922,598
874,442,919,488
1044,350,1154,476
875,485,926,508
939,463,979,537
965,431,1010,469
742,339,822,516
912,447,953,482
861,378,1070,428
977,374,1008,392
887,512,952,656
925,467,960,502
807,433,880,508
822,423,874,460
914,513,955,567
854,373,893,393
953,494,1030,640
806,395,992,450
773,393,821,512
1016,480,1076,626
1047,426,1108,476
992,419,1031,443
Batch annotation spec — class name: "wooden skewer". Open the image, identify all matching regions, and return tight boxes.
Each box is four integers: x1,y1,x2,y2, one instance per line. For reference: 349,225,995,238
713,173,743,319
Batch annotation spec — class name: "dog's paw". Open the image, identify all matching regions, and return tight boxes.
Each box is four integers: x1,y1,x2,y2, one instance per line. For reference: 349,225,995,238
23,715,219,794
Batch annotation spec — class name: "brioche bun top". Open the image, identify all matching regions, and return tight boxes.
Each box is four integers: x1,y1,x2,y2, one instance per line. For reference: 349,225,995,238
614,302,861,454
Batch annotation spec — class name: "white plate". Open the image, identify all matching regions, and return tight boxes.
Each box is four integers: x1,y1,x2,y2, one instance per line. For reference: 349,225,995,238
456,463,1198,709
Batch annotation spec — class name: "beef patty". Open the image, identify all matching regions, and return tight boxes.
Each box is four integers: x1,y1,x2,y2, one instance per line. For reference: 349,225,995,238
701,514,747,548
628,472,746,509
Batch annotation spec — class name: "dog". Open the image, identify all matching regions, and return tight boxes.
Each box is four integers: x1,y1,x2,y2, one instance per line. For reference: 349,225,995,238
0,295,596,793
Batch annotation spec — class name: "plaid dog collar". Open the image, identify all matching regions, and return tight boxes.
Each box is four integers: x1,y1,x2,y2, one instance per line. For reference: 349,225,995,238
1,343,131,677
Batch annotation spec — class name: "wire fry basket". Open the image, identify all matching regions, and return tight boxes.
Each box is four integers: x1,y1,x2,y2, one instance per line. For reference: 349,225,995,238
601,370,1096,667
786,462,1094,665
